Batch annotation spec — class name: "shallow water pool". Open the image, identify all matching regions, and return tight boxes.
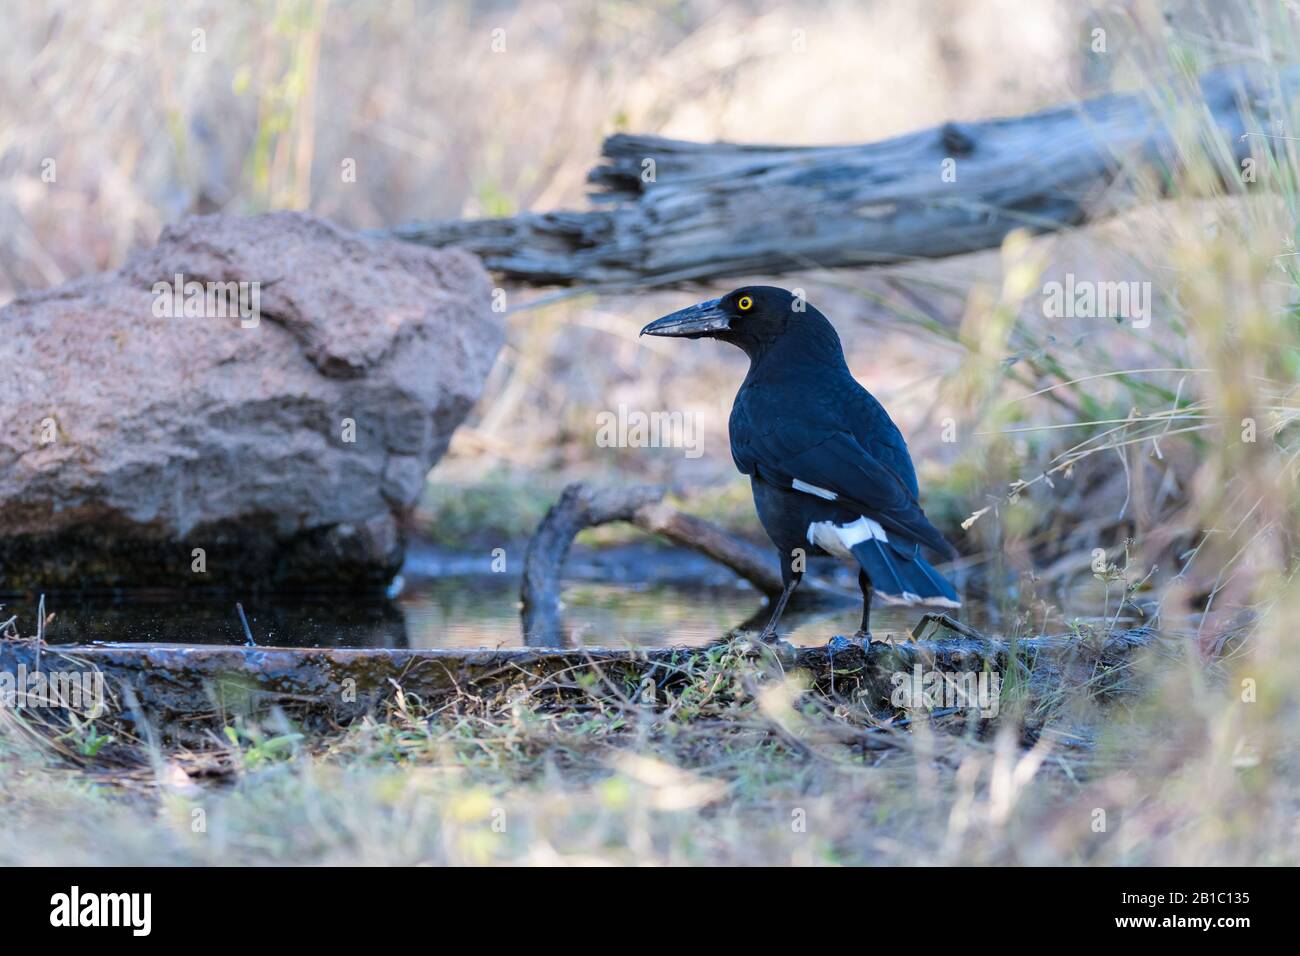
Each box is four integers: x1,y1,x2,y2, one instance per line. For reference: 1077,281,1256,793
4,544,1129,649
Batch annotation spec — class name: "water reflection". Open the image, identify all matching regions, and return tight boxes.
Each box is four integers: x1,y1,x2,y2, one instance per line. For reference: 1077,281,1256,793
5,536,1140,649
19,589,408,648
9,573,1013,650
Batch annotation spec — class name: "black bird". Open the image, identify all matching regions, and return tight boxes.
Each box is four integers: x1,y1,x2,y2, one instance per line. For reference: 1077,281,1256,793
641,286,959,642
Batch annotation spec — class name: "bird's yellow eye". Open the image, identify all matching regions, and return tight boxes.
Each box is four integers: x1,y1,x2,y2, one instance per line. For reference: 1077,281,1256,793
737,295,754,311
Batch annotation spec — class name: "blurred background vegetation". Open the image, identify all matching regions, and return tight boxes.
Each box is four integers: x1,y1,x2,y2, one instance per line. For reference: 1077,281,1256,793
5,0,1293,630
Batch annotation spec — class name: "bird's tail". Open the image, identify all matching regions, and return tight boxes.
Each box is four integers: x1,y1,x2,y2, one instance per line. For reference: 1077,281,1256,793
848,528,960,608
808,516,961,607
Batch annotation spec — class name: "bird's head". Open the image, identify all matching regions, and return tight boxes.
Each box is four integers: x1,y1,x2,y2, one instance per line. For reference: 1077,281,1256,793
639,286,838,362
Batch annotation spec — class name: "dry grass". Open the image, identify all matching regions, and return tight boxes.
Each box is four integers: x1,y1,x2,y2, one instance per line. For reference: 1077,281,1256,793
0,630,1214,867
0,611,1288,866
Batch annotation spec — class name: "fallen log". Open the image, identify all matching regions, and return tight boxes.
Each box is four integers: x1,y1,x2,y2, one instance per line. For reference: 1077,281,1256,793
0,625,1158,744
383,67,1297,288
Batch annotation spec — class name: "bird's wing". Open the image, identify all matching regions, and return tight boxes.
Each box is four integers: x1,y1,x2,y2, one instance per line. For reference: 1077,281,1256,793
736,426,954,558
838,381,920,499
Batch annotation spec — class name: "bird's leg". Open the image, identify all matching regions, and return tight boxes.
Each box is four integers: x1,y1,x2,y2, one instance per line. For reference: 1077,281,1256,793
852,569,876,644
757,574,800,642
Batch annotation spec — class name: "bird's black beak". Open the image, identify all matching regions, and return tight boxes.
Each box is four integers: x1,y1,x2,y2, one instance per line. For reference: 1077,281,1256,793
639,298,729,338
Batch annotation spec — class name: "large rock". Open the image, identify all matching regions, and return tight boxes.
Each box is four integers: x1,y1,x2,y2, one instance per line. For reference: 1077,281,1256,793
0,212,502,589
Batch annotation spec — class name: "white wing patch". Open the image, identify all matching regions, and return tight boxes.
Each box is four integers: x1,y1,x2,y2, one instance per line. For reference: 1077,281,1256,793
806,516,887,559
805,516,962,609
792,478,838,500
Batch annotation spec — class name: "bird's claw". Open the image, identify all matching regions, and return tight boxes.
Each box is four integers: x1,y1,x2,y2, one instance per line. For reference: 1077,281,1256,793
739,627,786,648
862,629,918,646
829,631,888,650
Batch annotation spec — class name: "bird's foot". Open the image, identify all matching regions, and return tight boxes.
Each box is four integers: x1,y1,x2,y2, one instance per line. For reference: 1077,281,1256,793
737,624,785,647
740,630,797,662
828,631,882,651
859,629,898,647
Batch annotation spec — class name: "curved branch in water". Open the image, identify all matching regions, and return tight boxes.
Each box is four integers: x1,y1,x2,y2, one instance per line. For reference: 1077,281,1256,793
520,482,852,646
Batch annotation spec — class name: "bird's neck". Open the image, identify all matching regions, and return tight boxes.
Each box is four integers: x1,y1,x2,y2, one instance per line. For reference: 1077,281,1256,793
742,323,851,383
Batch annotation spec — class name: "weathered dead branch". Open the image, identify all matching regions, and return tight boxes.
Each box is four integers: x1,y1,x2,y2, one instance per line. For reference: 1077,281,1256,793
383,67,1298,288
